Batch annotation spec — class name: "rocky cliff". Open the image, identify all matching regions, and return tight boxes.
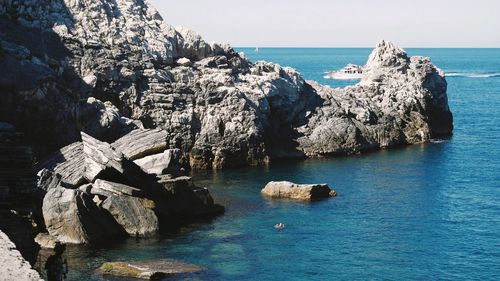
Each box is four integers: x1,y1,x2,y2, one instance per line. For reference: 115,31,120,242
0,0,452,170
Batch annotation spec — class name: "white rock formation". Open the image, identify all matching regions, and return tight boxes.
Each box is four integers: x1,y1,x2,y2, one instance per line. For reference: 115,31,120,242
0,231,42,281
0,0,452,171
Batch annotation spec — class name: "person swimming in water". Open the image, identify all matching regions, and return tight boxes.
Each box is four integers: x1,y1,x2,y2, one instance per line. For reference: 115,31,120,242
274,223,285,229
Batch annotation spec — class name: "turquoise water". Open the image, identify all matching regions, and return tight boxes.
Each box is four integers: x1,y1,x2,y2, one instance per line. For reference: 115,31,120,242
64,49,500,280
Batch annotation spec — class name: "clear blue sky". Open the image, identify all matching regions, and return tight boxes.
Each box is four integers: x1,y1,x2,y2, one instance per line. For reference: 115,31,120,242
150,0,500,48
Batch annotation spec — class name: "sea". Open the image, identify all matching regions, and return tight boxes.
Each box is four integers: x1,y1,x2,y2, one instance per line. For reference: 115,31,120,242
60,48,500,280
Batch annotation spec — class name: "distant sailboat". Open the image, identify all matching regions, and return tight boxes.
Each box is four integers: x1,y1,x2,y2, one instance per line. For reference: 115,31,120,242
255,47,259,52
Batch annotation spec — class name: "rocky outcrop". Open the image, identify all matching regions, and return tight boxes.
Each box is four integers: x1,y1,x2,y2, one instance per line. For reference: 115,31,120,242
37,130,223,244
0,0,452,171
0,230,42,281
296,41,453,156
98,259,203,280
261,181,336,201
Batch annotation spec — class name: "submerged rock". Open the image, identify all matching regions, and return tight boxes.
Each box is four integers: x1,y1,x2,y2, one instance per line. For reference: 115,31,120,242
261,181,336,201
98,259,203,280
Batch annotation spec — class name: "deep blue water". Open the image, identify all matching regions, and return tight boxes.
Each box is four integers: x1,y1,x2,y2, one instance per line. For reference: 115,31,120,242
64,48,500,280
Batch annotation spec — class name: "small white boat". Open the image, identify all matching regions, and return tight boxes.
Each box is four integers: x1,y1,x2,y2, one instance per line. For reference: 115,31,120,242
255,47,259,52
324,64,364,80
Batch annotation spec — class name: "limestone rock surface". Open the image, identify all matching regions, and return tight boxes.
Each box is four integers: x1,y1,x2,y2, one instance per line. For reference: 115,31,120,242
0,0,452,170
98,259,203,280
133,149,182,176
42,187,124,244
36,131,223,244
0,230,42,281
102,195,159,237
261,181,336,201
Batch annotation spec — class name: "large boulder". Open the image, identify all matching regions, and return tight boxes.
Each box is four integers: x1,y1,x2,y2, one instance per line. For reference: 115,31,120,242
112,129,169,161
101,195,159,237
42,187,124,244
261,181,336,201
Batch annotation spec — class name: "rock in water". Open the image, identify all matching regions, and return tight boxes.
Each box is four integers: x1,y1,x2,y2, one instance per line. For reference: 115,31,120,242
261,181,336,201
36,131,224,243
101,195,159,237
98,259,203,280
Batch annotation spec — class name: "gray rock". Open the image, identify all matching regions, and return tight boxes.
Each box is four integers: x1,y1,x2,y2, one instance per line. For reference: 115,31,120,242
133,149,182,176
176,57,192,67
36,142,86,188
0,0,452,172
34,233,58,249
112,129,169,161
155,176,224,217
98,259,203,280
261,181,336,201
0,230,42,281
78,97,137,142
102,195,159,237
42,187,124,244
81,132,155,189
92,179,143,197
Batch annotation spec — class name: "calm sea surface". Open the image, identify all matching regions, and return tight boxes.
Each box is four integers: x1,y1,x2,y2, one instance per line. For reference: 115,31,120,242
63,48,500,280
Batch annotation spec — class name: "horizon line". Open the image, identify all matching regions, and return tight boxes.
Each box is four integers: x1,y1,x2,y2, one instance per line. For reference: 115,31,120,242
235,46,500,49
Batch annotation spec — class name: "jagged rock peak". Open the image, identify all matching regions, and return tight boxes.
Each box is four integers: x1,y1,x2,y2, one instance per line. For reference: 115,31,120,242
365,40,409,69
0,0,213,63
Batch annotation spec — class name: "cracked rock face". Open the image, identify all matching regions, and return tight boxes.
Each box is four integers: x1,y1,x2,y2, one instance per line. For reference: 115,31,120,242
0,1,452,169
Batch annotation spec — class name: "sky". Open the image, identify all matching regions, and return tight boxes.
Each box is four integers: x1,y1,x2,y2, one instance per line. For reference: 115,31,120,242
150,0,500,48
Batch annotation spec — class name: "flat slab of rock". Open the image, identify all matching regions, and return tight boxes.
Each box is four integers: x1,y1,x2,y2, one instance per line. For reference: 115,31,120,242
112,129,168,161
92,179,143,197
261,181,336,201
98,259,203,279
133,149,181,176
36,142,86,188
